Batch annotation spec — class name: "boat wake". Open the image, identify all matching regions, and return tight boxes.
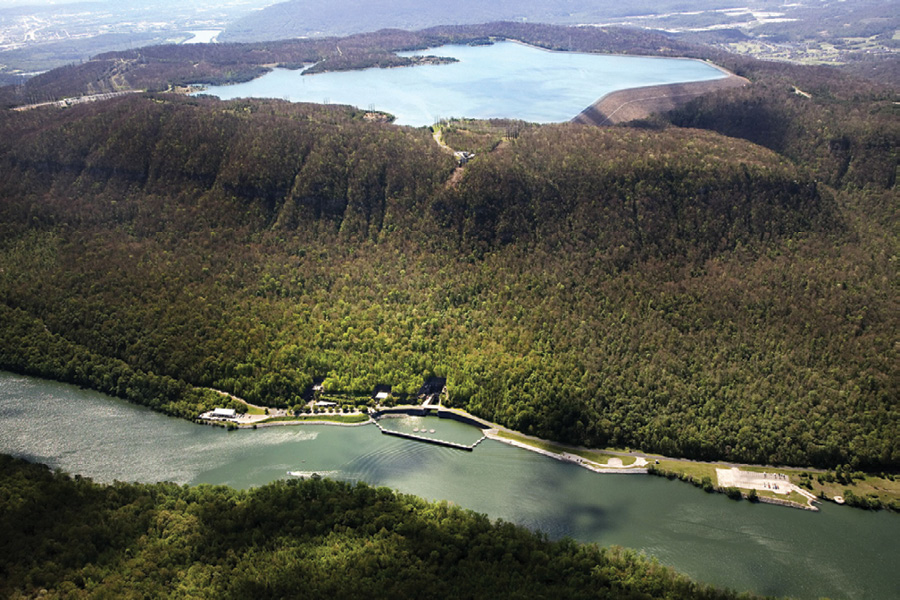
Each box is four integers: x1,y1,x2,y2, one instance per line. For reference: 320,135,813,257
287,470,339,479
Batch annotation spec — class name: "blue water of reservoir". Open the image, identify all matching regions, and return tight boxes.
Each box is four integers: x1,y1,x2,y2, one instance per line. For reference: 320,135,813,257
196,41,727,126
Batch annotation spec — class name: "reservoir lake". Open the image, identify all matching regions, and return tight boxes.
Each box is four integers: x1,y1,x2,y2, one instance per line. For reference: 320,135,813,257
1,371,898,599
196,41,727,126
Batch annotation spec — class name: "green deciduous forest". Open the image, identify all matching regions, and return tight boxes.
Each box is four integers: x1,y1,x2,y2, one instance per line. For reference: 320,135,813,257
0,84,895,471
0,455,750,599
0,21,897,599
0,24,897,476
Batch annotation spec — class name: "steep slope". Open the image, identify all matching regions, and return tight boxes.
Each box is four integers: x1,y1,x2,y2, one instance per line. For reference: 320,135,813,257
1,94,895,470
661,60,899,189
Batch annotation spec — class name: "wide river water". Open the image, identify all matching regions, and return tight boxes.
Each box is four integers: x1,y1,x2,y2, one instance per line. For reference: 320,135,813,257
197,41,727,126
1,371,896,599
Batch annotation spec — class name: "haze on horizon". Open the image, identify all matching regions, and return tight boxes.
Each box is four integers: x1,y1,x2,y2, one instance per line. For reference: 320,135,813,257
0,0,895,83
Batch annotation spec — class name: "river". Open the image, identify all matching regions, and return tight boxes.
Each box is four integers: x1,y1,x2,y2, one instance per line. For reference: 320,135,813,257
184,30,221,44
0,371,896,599
196,41,726,126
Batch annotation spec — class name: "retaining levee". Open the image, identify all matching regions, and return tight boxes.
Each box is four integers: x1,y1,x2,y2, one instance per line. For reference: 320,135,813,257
757,496,819,512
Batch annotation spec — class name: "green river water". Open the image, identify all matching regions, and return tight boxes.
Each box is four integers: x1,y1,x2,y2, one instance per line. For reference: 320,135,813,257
0,371,896,599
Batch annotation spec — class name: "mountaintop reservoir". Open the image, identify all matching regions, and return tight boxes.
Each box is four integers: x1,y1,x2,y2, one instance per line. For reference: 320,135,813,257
197,41,727,126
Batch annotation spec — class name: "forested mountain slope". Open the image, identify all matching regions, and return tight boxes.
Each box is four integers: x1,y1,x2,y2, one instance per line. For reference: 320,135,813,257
0,94,895,470
659,59,899,189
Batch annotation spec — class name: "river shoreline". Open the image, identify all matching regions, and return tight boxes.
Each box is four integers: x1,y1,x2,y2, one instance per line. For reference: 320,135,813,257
245,418,373,428
203,399,825,509
198,391,879,512
484,429,649,474
3,370,898,600
9,368,893,512
202,402,881,512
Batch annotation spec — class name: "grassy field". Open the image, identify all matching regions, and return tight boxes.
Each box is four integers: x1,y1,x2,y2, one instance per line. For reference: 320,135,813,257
656,460,720,481
652,460,806,505
801,473,900,507
723,464,900,507
438,118,535,155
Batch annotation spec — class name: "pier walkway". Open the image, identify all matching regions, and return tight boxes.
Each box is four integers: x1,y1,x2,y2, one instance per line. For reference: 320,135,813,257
372,418,486,451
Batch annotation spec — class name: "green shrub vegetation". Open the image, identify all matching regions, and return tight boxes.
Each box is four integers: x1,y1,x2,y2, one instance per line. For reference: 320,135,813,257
0,455,749,599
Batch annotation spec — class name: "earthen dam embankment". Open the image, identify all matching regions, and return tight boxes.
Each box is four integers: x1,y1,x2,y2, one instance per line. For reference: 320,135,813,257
572,71,749,126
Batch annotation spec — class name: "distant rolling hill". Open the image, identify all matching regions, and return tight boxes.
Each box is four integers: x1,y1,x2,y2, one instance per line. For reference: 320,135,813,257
219,0,746,42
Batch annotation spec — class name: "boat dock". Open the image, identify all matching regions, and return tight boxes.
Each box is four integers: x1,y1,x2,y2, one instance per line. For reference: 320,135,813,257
373,420,486,451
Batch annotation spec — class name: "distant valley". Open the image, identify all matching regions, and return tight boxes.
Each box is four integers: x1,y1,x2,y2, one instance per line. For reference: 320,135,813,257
221,0,899,72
